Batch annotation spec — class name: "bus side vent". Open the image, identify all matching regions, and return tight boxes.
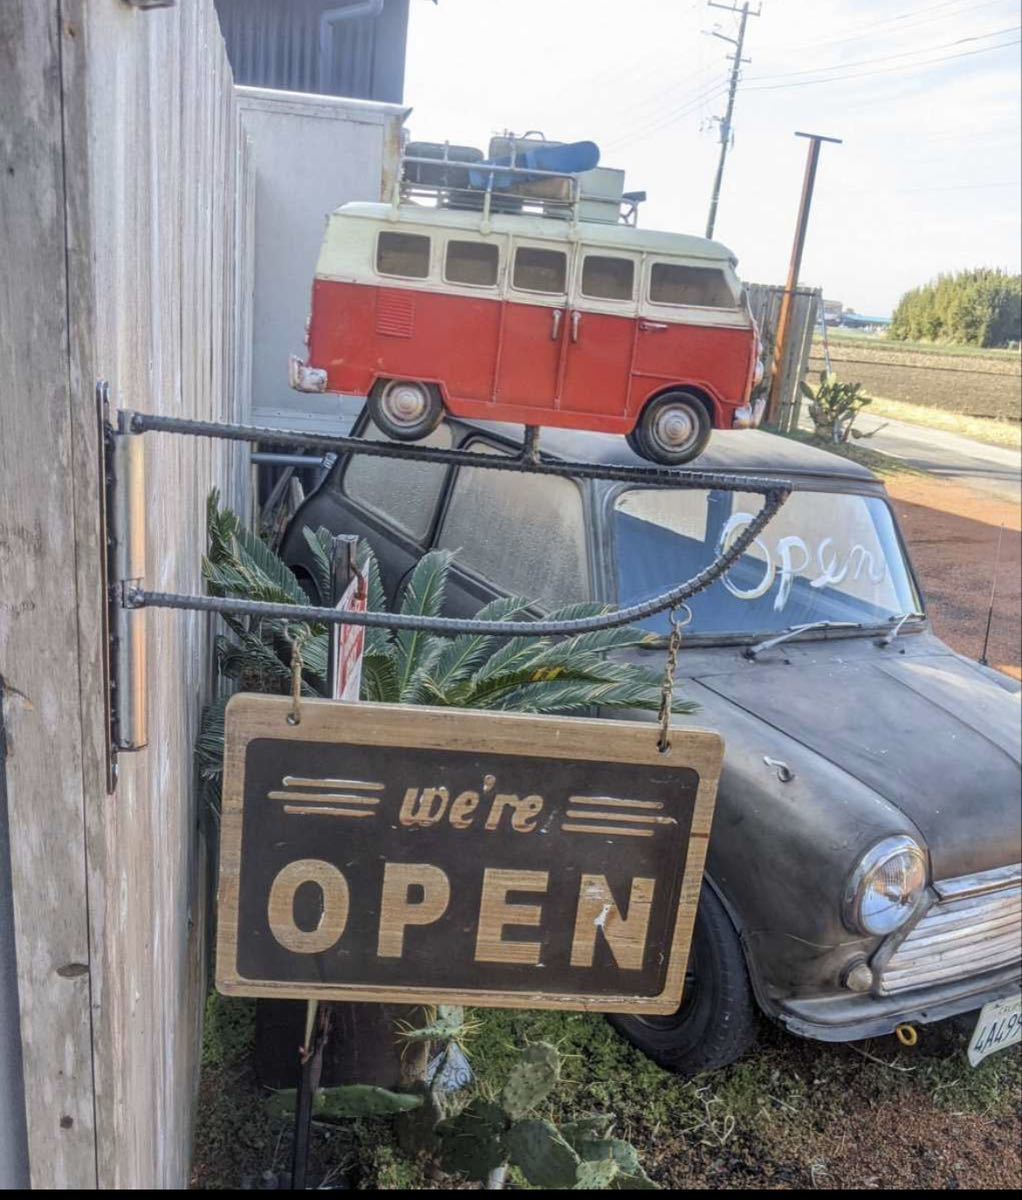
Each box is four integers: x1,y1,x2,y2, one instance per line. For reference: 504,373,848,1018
376,291,415,338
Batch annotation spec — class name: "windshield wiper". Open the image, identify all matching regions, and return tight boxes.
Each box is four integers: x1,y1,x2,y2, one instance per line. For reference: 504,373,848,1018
878,611,925,648
745,620,862,661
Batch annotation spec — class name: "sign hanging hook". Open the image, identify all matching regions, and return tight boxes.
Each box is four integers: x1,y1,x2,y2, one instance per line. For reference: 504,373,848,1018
657,603,693,755
286,623,307,726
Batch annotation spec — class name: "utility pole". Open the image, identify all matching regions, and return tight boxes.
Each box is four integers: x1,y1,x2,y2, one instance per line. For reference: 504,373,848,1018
765,131,842,427
704,0,760,240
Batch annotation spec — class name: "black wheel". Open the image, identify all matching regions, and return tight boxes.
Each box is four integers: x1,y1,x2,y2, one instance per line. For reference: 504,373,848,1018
368,378,445,442
631,390,712,465
608,885,758,1076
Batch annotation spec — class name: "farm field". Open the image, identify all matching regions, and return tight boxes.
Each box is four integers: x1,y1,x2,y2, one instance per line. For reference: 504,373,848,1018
809,333,1021,423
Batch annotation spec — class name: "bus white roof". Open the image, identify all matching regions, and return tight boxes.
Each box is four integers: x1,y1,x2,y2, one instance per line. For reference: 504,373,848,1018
330,201,739,265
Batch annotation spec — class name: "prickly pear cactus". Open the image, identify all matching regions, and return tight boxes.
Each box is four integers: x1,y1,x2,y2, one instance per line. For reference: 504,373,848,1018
507,1118,581,1189
501,1040,560,1118
267,1084,423,1120
575,1159,621,1189
436,1098,509,1182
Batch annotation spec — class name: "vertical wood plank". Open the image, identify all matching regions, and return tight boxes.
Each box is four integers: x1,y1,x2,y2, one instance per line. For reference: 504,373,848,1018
0,0,99,1187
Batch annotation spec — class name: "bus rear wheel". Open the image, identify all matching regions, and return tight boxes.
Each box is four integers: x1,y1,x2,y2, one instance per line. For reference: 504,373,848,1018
632,390,712,465
368,379,445,441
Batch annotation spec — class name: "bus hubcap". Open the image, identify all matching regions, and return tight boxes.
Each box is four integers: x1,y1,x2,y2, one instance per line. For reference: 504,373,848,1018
381,381,430,426
653,405,696,450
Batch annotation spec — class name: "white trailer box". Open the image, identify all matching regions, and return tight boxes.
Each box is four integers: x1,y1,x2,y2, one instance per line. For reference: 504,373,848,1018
237,86,408,432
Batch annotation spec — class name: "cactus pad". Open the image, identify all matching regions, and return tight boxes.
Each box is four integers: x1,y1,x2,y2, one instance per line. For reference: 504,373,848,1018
437,1098,509,1182
507,1119,581,1189
501,1041,560,1118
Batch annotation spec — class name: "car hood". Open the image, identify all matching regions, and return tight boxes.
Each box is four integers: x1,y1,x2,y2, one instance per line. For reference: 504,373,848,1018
693,647,1022,880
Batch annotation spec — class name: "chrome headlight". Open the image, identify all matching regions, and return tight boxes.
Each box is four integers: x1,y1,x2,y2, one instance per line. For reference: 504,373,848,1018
844,836,928,936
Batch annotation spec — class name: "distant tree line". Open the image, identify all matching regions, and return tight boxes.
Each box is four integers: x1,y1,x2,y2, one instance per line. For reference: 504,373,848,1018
889,268,1021,348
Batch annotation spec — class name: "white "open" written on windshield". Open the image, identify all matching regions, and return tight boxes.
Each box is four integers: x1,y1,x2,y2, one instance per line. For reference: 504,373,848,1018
716,512,887,611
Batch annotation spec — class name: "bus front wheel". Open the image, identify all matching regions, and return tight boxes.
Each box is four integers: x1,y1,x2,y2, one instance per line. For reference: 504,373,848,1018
631,391,712,465
368,379,445,441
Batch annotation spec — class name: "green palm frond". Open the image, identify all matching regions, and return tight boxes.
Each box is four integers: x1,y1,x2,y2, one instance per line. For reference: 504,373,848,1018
427,595,536,693
394,550,455,701
301,526,336,604
233,524,313,607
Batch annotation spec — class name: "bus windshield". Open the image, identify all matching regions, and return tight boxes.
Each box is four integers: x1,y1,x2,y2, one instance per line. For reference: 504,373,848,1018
614,487,922,638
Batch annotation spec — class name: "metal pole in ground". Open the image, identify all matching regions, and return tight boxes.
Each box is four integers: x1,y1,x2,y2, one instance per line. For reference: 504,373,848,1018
765,132,841,426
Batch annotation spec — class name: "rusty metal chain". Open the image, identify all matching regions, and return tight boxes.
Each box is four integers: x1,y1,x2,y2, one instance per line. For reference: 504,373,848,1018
657,604,692,754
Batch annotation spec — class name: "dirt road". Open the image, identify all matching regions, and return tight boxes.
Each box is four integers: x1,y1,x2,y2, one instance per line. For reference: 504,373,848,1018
885,473,1021,680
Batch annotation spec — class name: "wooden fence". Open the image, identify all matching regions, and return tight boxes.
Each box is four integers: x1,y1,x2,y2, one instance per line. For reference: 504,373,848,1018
746,284,822,433
0,1,249,1187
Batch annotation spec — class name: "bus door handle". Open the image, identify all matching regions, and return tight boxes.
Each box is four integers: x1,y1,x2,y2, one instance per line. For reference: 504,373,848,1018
570,310,582,342
639,320,668,332
551,308,563,340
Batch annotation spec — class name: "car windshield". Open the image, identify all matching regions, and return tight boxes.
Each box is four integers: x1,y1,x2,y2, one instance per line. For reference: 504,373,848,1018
614,487,922,638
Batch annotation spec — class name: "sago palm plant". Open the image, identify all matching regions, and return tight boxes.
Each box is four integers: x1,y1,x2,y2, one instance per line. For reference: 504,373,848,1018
196,491,695,806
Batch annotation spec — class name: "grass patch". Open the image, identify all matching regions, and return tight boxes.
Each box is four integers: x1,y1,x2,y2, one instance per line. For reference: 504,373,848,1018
779,429,920,478
190,996,1020,1189
859,394,1021,450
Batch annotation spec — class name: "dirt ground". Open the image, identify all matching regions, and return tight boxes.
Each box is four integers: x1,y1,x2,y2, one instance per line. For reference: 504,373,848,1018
810,337,1021,422
884,473,1021,680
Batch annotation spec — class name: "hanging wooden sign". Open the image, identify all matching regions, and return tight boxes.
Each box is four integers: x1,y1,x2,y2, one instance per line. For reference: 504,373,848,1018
215,695,723,1015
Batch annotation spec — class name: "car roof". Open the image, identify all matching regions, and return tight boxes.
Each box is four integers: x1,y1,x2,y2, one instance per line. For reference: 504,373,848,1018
452,421,880,485
333,201,739,264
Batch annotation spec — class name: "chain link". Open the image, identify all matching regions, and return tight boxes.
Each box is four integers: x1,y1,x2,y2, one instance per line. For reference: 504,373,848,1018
657,605,692,754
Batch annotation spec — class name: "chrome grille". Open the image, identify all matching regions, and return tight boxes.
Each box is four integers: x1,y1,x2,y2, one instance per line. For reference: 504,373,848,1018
877,871,1021,996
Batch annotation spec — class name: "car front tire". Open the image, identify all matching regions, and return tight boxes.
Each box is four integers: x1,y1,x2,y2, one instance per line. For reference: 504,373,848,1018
608,884,758,1076
368,378,445,442
631,390,712,465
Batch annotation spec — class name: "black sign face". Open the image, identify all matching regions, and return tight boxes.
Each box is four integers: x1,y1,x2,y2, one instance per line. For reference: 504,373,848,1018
216,696,722,1014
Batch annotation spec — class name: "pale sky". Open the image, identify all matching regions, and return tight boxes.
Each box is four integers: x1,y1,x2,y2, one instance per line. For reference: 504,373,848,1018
403,0,1022,315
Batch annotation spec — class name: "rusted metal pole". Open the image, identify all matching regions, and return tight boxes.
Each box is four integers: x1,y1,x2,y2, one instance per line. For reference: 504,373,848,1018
766,131,841,427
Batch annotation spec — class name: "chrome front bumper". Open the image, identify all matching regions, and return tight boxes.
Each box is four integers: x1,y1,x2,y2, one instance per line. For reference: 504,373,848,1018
771,863,1022,1042
289,354,328,394
732,396,767,429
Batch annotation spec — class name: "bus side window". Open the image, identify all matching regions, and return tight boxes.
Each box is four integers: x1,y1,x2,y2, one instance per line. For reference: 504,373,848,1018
377,231,431,279
649,262,737,308
581,255,634,301
512,246,567,294
445,240,499,287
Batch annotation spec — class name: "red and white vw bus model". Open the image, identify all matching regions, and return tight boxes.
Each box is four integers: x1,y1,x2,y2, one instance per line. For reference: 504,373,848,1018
291,201,765,464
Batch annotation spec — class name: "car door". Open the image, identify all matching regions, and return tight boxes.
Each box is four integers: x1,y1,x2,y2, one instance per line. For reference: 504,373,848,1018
282,417,456,605
559,248,639,420
493,240,570,412
433,437,593,617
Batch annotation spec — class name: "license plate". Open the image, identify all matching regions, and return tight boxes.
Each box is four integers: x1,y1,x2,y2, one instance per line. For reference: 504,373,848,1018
968,994,1022,1067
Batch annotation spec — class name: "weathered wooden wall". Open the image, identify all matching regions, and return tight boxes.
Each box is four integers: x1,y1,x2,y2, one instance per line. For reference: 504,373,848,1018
746,283,821,433
0,0,247,1187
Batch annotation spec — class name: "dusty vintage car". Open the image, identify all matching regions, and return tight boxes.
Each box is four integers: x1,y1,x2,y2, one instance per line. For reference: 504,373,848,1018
281,412,1022,1076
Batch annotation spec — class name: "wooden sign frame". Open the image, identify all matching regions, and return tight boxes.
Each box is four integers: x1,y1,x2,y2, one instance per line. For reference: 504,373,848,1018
216,695,722,1015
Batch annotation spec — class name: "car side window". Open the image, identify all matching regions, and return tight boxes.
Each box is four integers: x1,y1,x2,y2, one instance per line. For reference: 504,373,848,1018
445,240,500,287
649,262,736,308
581,254,634,301
437,447,588,608
341,419,453,542
376,231,431,279
512,246,567,295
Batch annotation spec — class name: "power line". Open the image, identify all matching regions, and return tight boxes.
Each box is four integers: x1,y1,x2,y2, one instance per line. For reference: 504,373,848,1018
744,25,1021,84
744,35,1021,92
601,80,731,152
760,0,1010,58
